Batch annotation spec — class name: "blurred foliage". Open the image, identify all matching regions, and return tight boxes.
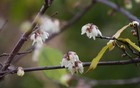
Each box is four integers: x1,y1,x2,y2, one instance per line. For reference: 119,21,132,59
39,46,67,85
0,0,140,88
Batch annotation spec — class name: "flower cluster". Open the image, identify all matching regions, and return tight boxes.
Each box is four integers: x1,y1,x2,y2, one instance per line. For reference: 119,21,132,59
81,23,102,40
61,51,84,74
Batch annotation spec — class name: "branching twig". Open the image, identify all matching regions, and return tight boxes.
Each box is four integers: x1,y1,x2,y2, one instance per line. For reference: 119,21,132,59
1,0,53,72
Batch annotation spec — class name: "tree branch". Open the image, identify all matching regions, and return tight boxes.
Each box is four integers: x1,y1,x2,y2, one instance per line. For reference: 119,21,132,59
1,0,53,72
95,0,140,22
46,0,95,42
0,58,140,75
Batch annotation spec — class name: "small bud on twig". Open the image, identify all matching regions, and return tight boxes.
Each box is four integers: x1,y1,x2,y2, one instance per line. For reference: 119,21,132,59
17,67,25,77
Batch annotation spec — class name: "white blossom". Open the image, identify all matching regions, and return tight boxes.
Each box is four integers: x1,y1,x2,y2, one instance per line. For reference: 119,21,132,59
132,21,139,26
30,30,49,61
39,16,60,35
81,23,102,40
61,51,84,74
17,67,24,77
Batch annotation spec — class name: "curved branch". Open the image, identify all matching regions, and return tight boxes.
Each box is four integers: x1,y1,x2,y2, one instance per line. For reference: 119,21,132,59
96,0,140,22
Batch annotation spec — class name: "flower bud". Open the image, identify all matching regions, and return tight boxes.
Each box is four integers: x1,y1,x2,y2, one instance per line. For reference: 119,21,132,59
17,67,25,77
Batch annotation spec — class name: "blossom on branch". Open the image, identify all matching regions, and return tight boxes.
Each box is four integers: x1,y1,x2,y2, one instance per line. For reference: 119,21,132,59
81,23,102,40
61,51,84,74
17,67,25,77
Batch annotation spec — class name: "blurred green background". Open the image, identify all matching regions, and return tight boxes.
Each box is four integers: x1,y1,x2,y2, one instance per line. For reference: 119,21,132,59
0,0,140,88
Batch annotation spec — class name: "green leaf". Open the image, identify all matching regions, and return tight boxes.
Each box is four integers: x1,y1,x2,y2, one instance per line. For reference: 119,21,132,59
107,24,130,51
38,46,67,83
118,38,140,52
86,44,110,72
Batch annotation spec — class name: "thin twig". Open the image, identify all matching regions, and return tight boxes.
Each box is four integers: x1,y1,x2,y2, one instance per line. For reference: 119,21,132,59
46,0,95,42
0,49,33,57
1,58,140,75
95,0,140,22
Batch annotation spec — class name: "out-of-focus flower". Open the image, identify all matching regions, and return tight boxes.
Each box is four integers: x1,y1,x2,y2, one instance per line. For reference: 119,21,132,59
60,74,72,87
124,0,132,9
17,67,24,77
38,15,60,35
61,51,84,74
20,21,32,33
81,23,102,40
135,0,140,3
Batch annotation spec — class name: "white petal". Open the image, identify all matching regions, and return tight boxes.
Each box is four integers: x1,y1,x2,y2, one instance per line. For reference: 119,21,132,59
30,33,35,40
61,59,68,67
68,65,76,75
81,25,88,35
97,29,102,36
78,63,84,74
32,43,43,62
92,36,96,40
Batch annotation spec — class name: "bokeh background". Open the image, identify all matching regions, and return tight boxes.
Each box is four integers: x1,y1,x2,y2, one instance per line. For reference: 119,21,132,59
0,0,140,88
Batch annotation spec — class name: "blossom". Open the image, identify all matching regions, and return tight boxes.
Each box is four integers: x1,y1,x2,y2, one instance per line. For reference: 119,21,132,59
81,23,102,40
124,0,132,9
132,21,139,26
38,15,60,35
17,67,25,77
30,30,49,61
61,51,84,74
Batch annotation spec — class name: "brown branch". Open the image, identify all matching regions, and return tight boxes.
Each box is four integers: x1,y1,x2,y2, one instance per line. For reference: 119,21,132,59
95,0,140,22
1,0,53,72
1,58,140,75
0,49,33,57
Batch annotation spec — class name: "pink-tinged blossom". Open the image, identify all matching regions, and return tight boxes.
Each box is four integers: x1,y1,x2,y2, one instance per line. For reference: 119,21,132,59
81,23,102,40
61,51,84,74
30,30,49,61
